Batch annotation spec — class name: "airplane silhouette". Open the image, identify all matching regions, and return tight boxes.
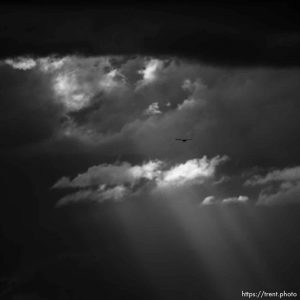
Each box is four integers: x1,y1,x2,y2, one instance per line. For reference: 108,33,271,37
175,138,192,142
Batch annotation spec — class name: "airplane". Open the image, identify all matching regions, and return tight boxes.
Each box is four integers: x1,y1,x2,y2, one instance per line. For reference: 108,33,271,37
175,138,192,142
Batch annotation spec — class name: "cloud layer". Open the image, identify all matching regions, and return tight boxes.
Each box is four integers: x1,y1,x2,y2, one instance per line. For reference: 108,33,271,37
2,55,300,207
201,195,249,205
3,55,300,167
53,155,227,206
246,166,300,205
1,5,300,66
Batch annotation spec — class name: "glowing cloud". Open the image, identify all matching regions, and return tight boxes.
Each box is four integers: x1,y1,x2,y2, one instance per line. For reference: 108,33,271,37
98,69,126,92
157,156,228,187
53,160,163,189
53,155,227,206
49,56,127,112
222,195,249,204
38,56,69,72
144,102,162,116
202,196,217,205
201,195,249,205
140,59,163,81
5,57,37,70
136,58,164,89
53,72,92,111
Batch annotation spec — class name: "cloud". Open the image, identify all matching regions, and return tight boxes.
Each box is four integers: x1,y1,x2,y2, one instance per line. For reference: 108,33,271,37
177,98,197,111
201,195,249,205
222,195,249,204
213,176,229,185
38,56,69,72
52,176,72,188
56,185,129,207
114,60,300,167
50,56,127,112
1,6,300,67
202,195,217,205
177,78,206,111
257,181,300,206
157,155,228,187
245,166,300,186
5,54,299,170
246,165,300,205
136,59,164,88
54,57,300,174
53,155,226,206
5,55,68,72
1,55,127,147
143,102,162,116
98,69,127,93
101,185,128,201
53,72,91,111
182,78,206,93
2,54,300,210
0,60,64,148
53,160,163,189
17,55,200,148
5,57,37,70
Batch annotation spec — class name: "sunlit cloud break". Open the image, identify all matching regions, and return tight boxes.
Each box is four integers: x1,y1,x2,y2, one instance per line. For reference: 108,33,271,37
156,156,228,188
53,155,228,206
201,195,249,205
144,102,162,116
5,57,37,70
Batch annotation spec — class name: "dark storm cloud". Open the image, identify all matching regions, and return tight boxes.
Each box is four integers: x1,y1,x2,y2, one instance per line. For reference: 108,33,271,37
107,61,300,171
7,56,299,181
2,54,300,206
0,3,300,66
9,56,194,156
0,55,130,150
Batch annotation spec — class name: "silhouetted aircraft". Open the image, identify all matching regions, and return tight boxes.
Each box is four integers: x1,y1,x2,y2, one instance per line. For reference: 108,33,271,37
175,138,192,142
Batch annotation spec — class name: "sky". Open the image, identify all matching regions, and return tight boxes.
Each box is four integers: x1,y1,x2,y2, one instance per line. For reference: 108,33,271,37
1,3,300,300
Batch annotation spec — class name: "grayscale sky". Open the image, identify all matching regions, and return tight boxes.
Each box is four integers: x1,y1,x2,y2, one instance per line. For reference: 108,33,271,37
1,3,300,300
